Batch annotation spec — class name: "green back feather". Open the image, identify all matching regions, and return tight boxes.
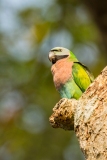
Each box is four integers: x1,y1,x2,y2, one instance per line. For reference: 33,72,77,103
77,62,94,82
72,62,94,92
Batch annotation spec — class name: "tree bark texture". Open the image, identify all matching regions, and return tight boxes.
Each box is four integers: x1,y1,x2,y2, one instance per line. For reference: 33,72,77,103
49,66,107,160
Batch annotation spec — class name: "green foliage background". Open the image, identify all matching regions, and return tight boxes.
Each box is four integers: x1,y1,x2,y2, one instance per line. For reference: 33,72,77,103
0,0,106,159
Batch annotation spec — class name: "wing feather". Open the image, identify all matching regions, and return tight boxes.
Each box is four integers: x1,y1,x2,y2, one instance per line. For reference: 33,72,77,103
72,62,94,92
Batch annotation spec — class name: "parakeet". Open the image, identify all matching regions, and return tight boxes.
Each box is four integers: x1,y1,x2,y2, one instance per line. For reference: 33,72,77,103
48,47,94,100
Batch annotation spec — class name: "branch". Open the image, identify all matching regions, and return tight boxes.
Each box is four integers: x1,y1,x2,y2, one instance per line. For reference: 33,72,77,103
49,98,77,130
49,66,107,160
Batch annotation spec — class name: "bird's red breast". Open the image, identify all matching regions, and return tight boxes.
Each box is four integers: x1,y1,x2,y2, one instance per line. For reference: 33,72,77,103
51,57,73,89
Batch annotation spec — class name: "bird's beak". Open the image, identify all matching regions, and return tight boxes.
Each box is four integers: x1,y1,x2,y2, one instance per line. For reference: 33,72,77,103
48,51,57,64
48,51,55,62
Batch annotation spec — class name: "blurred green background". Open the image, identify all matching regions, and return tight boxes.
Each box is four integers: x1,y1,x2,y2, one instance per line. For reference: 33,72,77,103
0,0,107,160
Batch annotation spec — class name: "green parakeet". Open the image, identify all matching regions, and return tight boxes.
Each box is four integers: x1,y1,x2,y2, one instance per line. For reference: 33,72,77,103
48,47,94,99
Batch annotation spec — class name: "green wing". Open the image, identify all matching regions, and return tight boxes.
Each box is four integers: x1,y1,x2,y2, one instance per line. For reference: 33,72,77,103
72,62,94,92
77,62,94,82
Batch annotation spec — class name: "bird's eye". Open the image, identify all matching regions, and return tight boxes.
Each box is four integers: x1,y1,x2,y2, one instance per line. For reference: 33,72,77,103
58,49,62,52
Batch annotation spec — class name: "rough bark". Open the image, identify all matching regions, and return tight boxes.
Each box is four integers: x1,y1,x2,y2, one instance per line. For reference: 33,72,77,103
49,66,107,160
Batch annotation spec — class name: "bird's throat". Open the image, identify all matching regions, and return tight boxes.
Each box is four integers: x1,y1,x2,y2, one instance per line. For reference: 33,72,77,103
51,58,73,89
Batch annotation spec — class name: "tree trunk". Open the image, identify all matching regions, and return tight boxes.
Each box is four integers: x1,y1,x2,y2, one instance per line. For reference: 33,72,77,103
49,66,107,160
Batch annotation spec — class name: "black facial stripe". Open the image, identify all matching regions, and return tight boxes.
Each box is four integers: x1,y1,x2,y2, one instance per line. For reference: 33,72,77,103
51,56,56,64
52,59,56,64
56,55,69,60
51,49,62,52
52,55,69,64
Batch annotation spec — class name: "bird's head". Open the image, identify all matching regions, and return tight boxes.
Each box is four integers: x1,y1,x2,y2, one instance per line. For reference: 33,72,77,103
48,47,78,64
